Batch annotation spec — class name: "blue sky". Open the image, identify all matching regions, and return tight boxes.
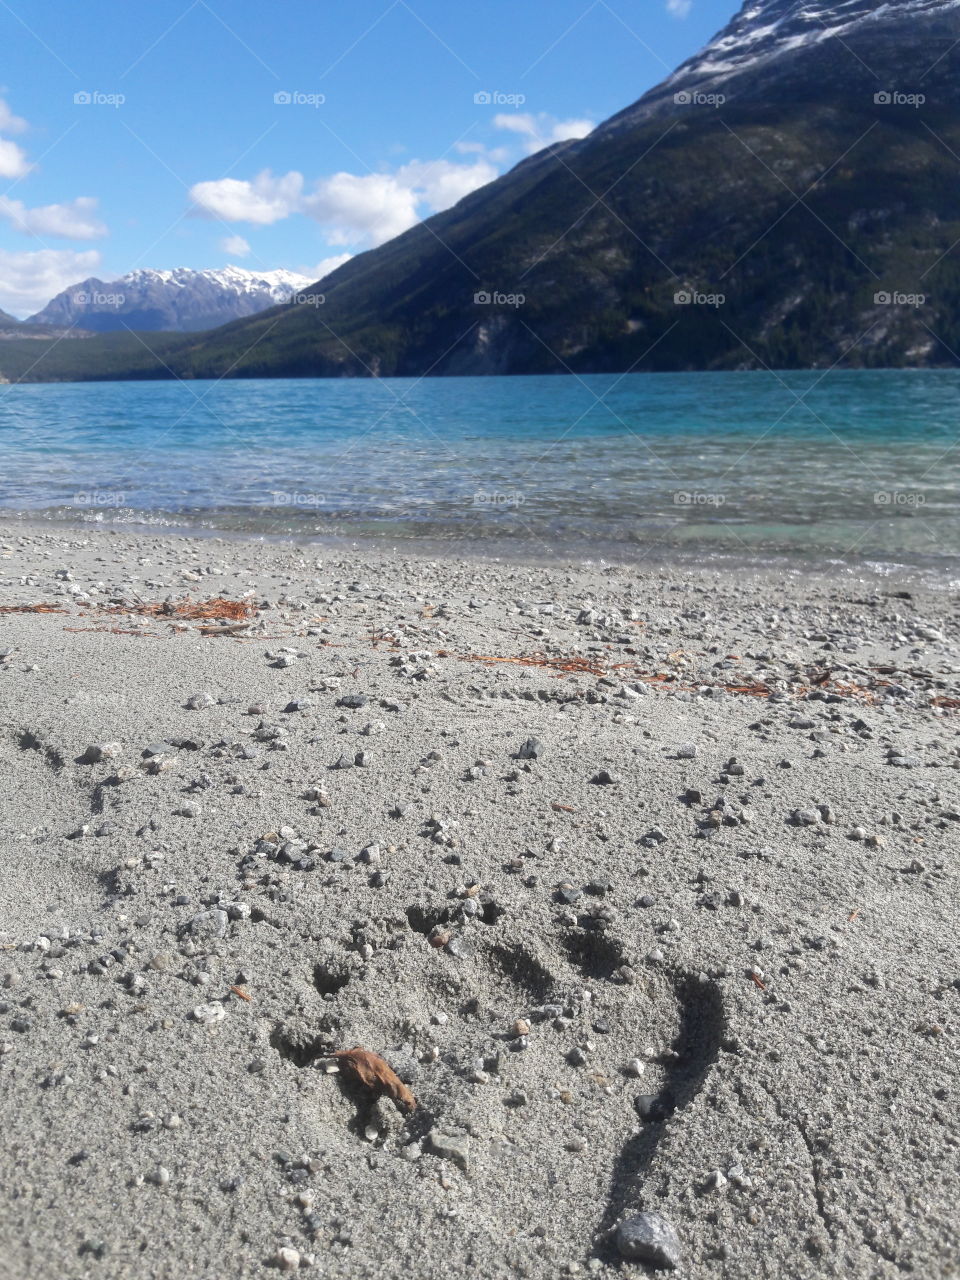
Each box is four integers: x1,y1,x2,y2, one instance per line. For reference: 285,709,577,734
0,0,739,316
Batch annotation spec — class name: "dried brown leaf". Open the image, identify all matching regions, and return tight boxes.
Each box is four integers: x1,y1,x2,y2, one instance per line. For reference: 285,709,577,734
333,1046,417,1111
0,603,67,614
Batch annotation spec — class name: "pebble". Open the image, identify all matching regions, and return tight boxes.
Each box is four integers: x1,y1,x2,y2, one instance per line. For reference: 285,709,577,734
84,742,123,763
338,693,368,708
427,1129,470,1171
615,1213,681,1269
517,737,542,760
193,1003,226,1027
187,909,228,940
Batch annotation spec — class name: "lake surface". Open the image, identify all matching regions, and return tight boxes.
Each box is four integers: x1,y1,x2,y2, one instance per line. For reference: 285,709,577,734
2,370,959,573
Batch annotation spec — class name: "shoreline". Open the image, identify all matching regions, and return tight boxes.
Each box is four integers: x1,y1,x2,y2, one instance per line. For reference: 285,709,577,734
2,513,957,592
0,523,958,1278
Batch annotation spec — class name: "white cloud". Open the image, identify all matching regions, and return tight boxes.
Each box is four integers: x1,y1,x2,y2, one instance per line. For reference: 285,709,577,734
191,157,497,249
0,99,27,135
0,136,30,179
0,195,106,240
667,0,692,15
220,234,251,258
302,172,420,246
0,96,30,178
456,140,511,164
190,170,303,225
308,253,353,282
0,248,102,317
396,158,498,212
493,112,594,154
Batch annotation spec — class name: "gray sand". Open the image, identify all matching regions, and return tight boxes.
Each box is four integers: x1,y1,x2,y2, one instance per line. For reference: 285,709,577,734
0,522,958,1280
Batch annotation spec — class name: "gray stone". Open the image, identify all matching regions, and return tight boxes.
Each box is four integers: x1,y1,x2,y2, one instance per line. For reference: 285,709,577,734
615,1212,681,1269
427,1129,470,1172
187,909,228,940
338,693,368,709
83,741,123,763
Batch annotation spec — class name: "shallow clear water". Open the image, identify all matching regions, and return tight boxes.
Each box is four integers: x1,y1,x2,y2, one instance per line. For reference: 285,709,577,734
2,369,959,570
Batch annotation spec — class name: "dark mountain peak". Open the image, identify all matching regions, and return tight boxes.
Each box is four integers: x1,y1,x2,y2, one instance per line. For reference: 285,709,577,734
598,0,960,130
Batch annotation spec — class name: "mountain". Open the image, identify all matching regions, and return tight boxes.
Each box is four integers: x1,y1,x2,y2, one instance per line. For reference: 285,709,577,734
604,0,960,126
0,308,18,326
9,0,960,381
25,266,314,333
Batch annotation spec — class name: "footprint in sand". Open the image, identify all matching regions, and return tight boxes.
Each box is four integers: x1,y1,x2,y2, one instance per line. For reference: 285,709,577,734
273,913,725,1269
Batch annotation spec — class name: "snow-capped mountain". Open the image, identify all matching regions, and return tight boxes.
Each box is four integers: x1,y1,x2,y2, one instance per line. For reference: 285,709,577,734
14,0,960,381
27,266,315,333
669,0,960,88
599,0,960,130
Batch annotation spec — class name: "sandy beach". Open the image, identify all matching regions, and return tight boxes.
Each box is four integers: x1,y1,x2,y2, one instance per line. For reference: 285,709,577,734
0,521,958,1280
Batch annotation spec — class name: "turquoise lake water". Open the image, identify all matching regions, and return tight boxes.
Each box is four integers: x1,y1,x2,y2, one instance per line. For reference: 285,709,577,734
1,370,958,571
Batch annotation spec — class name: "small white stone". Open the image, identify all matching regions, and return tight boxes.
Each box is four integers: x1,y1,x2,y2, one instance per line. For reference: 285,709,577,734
626,1058,646,1077
192,1002,225,1026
